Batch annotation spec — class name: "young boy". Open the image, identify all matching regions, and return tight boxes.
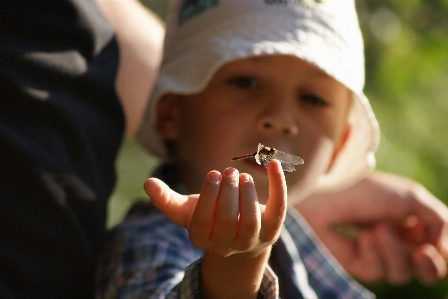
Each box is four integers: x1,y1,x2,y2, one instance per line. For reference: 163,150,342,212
96,0,446,298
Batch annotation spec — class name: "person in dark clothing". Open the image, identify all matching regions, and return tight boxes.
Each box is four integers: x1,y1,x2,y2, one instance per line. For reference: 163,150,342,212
0,0,163,298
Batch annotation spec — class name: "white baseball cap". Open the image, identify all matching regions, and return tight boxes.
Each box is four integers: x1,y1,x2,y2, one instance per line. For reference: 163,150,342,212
136,0,380,192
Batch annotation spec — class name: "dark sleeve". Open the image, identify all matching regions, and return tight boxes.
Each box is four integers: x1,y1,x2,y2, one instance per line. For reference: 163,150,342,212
0,1,124,298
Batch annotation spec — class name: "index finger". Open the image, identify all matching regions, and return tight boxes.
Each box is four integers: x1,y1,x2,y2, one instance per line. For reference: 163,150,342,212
260,159,287,242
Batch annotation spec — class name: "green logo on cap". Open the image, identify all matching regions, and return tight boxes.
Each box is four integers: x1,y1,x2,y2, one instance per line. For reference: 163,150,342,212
179,0,219,25
264,0,326,4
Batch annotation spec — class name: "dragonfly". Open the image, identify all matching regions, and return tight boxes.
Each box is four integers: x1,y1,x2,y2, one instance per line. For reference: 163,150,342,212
231,143,304,172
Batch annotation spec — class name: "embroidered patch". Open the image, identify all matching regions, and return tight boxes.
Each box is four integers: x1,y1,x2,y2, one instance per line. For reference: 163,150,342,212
178,0,219,25
264,0,326,5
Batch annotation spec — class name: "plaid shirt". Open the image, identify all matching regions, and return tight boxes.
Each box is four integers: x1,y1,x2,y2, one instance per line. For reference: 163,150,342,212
96,164,374,299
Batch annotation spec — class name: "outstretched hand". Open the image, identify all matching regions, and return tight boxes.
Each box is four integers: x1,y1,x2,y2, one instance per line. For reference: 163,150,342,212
296,171,448,285
144,159,287,256
144,160,288,299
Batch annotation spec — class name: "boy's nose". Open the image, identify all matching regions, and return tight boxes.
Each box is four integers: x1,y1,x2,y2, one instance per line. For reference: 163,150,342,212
257,108,299,138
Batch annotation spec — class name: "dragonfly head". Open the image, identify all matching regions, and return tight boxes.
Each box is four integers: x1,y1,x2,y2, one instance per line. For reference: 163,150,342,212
258,146,277,157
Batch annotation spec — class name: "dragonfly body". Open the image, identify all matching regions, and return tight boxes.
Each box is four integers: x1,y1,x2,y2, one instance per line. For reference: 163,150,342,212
232,143,304,172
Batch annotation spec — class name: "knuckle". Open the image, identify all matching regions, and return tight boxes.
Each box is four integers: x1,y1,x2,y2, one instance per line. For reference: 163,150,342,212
239,218,261,235
213,247,235,257
215,214,238,227
234,237,256,252
259,231,280,244
192,212,212,227
259,224,281,243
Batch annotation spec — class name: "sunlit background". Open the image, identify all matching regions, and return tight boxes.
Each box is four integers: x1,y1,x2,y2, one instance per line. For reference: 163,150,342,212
108,1,448,298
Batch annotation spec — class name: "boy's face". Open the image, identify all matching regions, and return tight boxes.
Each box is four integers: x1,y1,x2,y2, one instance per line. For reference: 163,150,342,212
156,55,351,203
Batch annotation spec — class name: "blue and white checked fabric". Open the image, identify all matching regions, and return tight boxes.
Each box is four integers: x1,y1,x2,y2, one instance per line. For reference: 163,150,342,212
95,164,374,299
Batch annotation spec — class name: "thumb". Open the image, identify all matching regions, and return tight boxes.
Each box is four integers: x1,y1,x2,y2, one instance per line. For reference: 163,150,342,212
144,178,198,228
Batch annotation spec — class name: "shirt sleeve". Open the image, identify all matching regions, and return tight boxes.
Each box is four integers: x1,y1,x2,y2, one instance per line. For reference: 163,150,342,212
176,258,280,299
95,208,203,299
285,209,375,299
258,265,279,299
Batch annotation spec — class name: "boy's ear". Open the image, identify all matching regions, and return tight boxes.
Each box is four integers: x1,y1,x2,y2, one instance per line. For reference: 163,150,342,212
155,94,180,140
327,124,351,172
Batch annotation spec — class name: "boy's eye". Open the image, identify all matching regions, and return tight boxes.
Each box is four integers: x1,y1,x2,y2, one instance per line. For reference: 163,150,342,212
227,76,258,89
300,94,328,107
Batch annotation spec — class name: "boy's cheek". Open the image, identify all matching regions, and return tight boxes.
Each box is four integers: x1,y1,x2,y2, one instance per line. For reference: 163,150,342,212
324,123,351,173
287,136,335,205
296,117,342,171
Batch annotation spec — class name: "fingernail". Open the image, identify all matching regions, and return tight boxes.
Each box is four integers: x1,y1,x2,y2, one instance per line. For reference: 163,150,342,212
240,173,253,182
224,167,238,177
208,171,221,184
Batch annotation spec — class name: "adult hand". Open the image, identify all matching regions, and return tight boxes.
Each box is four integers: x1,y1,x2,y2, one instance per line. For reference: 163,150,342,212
295,171,448,285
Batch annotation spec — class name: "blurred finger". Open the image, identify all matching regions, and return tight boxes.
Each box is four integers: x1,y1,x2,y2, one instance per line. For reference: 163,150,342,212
375,224,412,285
209,167,240,255
349,231,385,282
189,171,222,247
236,173,261,250
409,186,448,245
413,244,447,285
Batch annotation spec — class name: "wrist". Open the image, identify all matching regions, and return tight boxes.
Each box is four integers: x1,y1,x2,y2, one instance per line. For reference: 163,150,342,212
200,247,272,299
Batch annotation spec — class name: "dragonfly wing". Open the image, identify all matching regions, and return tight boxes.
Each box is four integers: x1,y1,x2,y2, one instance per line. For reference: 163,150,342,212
280,161,296,172
273,150,304,165
290,154,304,165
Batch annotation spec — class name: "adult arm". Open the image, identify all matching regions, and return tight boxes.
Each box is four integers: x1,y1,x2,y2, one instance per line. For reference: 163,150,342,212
96,0,164,136
296,171,448,285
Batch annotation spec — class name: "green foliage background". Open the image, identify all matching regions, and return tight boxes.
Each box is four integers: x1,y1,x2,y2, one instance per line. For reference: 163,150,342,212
108,0,448,298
